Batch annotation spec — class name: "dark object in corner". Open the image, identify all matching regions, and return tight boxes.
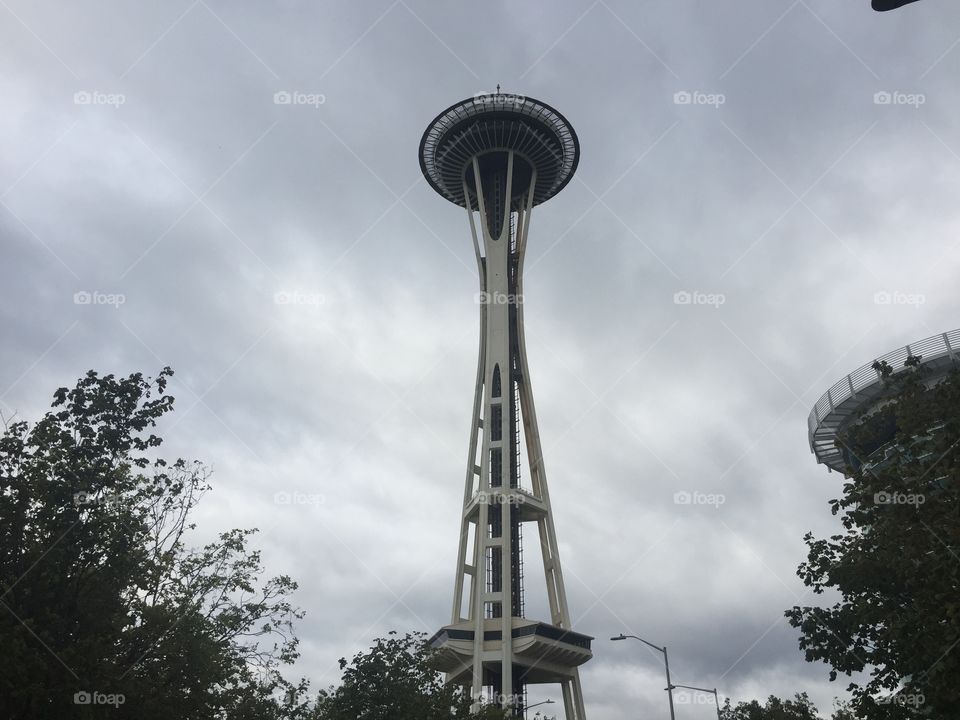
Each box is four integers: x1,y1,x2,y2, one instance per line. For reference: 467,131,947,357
873,0,923,10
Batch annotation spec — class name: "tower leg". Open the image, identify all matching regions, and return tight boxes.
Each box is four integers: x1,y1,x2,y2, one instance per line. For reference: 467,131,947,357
560,671,588,720
562,680,575,719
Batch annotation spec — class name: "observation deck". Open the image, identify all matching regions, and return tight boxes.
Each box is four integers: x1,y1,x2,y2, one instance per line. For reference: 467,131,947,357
808,329,960,472
419,92,579,210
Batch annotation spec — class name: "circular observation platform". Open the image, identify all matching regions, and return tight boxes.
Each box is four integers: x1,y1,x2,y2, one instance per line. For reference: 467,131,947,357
808,329,960,473
419,93,579,210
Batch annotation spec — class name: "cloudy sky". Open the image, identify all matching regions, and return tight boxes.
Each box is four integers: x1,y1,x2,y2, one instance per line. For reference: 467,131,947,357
2,0,959,717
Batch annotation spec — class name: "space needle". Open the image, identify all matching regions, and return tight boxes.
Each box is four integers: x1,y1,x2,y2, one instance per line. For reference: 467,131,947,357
420,91,591,718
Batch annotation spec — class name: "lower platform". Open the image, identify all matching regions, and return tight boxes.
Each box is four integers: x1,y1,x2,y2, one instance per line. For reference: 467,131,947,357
429,618,593,685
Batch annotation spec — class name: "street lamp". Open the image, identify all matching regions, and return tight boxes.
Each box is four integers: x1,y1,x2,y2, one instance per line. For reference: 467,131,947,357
527,699,555,710
670,683,722,720
611,634,676,720
527,698,555,718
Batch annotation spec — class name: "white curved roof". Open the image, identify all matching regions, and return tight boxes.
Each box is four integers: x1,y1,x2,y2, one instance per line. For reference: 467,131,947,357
808,329,960,472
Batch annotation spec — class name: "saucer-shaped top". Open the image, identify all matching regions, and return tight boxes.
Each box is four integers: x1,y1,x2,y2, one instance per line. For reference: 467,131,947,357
419,93,579,209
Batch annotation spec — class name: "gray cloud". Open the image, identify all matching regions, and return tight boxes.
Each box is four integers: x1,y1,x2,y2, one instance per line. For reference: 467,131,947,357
3,0,959,716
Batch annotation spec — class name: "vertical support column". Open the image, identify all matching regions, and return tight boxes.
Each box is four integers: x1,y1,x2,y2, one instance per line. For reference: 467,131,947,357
451,175,488,628
469,157,493,706
497,152,515,708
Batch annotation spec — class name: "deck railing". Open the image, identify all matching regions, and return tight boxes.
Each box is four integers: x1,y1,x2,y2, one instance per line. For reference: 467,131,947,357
808,329,960,442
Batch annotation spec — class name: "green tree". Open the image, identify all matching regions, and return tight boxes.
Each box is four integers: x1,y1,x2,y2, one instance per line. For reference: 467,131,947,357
0,368,309,719
787,363,960,719
719,693,855,720
312,631,510,720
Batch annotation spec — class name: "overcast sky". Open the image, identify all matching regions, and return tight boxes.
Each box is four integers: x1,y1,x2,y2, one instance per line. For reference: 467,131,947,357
2,0,959,717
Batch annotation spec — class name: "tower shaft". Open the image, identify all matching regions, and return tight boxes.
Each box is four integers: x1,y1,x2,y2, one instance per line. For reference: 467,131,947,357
431,153,589,719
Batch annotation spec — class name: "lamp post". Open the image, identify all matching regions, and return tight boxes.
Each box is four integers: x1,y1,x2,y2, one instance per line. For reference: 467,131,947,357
527,699,555,710
527,699,555,718
611,634,676,720
670,683,722,720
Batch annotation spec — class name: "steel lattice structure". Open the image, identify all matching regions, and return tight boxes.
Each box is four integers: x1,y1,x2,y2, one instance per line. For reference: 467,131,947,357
420,93,591,719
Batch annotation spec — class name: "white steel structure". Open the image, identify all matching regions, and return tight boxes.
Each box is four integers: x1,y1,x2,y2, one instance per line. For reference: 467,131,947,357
420,93,591,719
808,329,960,472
